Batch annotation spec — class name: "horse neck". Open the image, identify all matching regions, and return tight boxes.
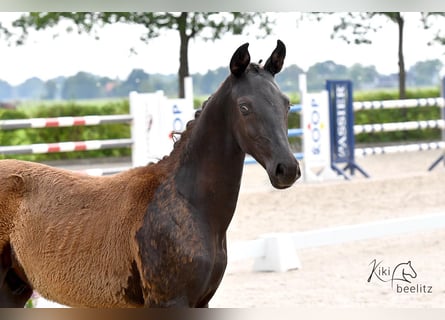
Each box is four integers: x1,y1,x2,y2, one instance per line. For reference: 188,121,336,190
173,88,245,236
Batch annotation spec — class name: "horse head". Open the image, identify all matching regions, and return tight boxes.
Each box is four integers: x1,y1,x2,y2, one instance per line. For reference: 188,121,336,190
228,40,301,189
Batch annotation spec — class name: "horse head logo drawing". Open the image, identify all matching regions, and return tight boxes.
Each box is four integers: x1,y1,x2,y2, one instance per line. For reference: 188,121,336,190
368,259,418,287
391,261,417,288
368,259,432,294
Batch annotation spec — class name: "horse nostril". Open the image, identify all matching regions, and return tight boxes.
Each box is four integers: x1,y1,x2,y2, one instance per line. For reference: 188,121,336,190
270,161,299,189
275,163,286,177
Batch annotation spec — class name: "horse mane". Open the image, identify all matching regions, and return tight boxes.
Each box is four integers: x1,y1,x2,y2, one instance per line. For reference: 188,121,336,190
173,98,208,150
248,62,262,74
156,62,264,168
154,95,210,169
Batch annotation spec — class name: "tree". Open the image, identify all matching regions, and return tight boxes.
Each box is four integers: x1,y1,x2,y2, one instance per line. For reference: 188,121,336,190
15,77,45,100
306,60,348,91
8,12,273,98
124,68,150,92
0,79,14,100
308,12,445,98
348,63,379,89
276,64,305,93
421,12,445,46
407,59,443,87
42,80,58,100
0,21,12,41
193,67,228,95
308,13,408,98
62,71,100,100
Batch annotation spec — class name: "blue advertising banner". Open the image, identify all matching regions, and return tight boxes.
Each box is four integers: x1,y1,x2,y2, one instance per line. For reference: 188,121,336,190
327,80,354,164
326,80,369,179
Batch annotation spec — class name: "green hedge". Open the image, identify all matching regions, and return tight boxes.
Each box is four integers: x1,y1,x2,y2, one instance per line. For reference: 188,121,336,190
354,87,440,101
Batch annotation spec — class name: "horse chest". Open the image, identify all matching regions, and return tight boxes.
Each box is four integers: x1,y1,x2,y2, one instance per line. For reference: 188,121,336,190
135,198,228,307
198,241,228,305
136,229,227,307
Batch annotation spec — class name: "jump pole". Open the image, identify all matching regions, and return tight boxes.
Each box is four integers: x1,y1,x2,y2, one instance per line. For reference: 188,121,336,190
428,76,445,171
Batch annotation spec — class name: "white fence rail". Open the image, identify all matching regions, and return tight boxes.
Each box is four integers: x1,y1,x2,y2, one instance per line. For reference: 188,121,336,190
354,119,445,134
228,212,445,272
353,97,444,111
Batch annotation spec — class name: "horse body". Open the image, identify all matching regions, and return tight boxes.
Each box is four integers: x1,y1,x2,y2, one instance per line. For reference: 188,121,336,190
1,160,165,307
0,40,300,307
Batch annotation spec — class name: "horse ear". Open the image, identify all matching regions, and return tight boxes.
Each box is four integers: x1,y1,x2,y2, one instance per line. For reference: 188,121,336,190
264,40,286,76
230,43,250,77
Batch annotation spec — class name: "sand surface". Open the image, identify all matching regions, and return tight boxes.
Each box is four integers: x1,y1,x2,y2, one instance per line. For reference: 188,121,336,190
210,149,445,307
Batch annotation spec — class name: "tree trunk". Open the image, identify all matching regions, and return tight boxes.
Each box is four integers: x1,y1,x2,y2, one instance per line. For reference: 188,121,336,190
178,12,190,98
396,13,406,99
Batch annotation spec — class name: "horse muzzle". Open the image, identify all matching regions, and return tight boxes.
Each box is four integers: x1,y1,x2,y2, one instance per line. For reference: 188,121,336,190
268,157,301,189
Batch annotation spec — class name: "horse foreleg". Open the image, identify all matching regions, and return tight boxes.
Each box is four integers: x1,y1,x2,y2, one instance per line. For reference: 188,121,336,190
0,243,32,307
1,266,30,307
0,270,33,307
145,296,191,308
144,296,210,308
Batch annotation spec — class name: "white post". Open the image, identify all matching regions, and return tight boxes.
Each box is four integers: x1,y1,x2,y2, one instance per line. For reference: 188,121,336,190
252,233,302,272
301,90,338,181
298,73,307,96
184,76,194,103
129,78,195,167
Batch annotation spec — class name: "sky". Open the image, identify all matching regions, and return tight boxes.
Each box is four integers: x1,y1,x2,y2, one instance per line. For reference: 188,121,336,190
1,12,445,86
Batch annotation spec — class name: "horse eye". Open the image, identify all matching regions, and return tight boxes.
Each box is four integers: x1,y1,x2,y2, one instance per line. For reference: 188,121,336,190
286,101,291,112
239,104,250,115
284,97,291,112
